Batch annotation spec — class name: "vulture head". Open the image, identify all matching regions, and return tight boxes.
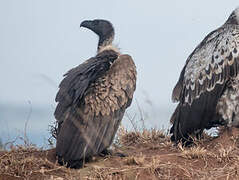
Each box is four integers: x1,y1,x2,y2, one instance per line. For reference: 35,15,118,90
225,7,239,25
80,19,115,49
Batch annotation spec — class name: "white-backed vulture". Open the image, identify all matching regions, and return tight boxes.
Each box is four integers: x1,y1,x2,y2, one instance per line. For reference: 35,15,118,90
54,19,137,168
170,8,239,145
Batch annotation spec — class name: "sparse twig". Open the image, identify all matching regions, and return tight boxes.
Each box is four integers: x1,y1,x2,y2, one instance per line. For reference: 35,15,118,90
24,100,32,147
125,112,137,132
135,99,145,130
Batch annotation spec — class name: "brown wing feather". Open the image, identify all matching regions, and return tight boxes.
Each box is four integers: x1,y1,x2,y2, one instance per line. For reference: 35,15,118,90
84,54,136,116
56,54,136,167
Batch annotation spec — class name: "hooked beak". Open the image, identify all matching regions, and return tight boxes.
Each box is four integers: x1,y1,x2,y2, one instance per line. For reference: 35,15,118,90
80,20,92,28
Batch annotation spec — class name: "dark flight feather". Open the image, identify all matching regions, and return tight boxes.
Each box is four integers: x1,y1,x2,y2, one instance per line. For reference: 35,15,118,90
54,50,118,122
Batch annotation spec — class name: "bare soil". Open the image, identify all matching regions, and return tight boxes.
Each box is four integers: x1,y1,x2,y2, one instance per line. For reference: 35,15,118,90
1,127,239,180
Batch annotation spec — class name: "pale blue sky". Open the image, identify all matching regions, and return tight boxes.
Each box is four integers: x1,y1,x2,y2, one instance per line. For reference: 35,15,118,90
0,0,238,108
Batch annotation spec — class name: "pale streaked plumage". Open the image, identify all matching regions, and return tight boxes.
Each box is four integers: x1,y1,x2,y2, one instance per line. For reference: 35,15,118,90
171,7,239,144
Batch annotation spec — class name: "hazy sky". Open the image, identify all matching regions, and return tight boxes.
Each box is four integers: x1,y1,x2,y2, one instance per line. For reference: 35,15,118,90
0,0,239,109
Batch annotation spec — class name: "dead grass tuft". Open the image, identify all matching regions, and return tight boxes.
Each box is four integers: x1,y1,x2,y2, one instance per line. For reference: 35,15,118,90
117,126,168,146
0,146,71,179
124,155,145,166
215,144,237,163
178,144,210,160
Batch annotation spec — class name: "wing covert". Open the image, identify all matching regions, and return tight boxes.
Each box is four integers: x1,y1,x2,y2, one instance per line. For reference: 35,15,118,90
176,25,239,105
83,54,137,116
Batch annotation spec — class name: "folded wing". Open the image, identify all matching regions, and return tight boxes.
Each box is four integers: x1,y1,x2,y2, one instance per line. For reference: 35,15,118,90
55,54,136,167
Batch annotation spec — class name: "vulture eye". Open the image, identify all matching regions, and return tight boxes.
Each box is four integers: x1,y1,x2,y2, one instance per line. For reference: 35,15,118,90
93,20,99,26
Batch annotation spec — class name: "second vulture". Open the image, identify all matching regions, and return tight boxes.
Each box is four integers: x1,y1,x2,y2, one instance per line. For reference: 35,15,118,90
170,8,239,145
54,19,137,168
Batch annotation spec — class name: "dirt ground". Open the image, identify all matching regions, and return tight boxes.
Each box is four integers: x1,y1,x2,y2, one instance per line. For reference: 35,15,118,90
1,127,239,180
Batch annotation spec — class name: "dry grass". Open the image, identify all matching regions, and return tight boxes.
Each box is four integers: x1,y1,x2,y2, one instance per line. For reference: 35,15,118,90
178,144,210,160
0,146,72,179
1,127,239,179
117,125,168,146
86,128,239,180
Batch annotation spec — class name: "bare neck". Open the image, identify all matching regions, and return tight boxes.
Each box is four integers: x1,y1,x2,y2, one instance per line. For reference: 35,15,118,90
97,33,114,52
